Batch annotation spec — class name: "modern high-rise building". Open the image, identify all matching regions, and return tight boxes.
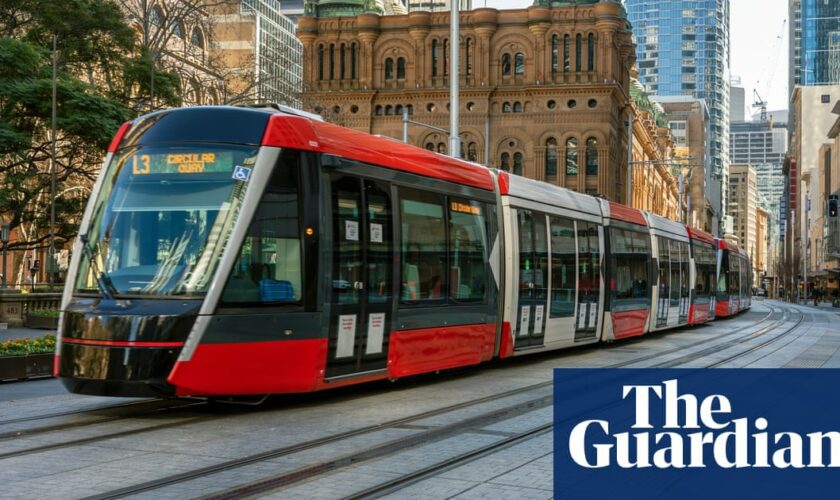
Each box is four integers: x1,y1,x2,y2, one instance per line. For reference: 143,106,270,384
729,118,788,275
789,0,840,92
731,76,746,123
729,164,758,271
625,0,731,235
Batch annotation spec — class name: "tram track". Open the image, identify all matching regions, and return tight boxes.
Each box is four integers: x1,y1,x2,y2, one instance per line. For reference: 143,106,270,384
2,302,799,499
0,399,205,441
80,305,792,499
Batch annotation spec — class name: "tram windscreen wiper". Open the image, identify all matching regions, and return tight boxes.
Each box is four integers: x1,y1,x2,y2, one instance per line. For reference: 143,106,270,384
78,233,118,299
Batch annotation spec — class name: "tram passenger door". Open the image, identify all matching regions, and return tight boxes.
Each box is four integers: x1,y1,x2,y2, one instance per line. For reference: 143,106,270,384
514,210,548,348
575,222,600,340
326,175,393,379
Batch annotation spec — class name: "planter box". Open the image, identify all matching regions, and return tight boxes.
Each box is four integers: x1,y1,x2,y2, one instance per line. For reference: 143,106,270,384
0,353,53,381
24,315,58,330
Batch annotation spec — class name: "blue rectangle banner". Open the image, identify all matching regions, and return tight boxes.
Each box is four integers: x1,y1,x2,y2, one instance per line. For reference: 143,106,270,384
554,369,840,499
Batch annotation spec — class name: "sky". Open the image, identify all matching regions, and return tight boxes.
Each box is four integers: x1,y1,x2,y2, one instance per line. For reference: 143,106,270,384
480,0,791,117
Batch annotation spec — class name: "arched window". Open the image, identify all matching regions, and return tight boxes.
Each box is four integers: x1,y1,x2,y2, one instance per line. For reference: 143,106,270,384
502,53,511,76
191,28,204,50
575,34,582,72
318,45,325,80
513,152,523,175
425,143,435,151
467,142,477,162
395,104,404,115
513,101,523,113
465,38,473,76
340,44,346,80
385,105,393,115
406,104,414,115
443,39,449,76
585,137,598,175
565,138,578,175
431,40,439,77
397,57,406,79
375,105,383,116
545,138,558,177
174,22,185,39
150,5,164,27
329,44,335,80
514,53,525,75
551,35,559,72
351,43,357,79
502,102,512,113
437,143,446,154
500,152,510,171
563,35,570,72
385,58,394,80
588,34,596,72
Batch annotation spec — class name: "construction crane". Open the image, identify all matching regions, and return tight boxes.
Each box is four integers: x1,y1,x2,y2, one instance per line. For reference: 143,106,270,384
753,89,767,122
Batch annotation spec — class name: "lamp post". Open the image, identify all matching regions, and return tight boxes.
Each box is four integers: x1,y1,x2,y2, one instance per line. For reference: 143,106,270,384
1,223,9,289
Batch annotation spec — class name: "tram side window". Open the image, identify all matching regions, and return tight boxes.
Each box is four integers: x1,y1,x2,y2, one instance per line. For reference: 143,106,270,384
550,216,576,318
657,237,671,303
578,222,601,305
669,239,681,306
717,251,729,299
679,241,690,300
694,244,715,298
400,190,447,303
611,228,650,301
729,254,740,296
449,198,488,302
222,154,301,304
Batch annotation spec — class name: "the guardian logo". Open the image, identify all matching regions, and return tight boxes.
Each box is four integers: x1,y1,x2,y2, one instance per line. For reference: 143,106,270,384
568,378,840,469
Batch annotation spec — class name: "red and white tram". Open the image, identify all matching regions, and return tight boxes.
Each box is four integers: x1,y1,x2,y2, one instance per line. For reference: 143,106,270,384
56,106,749,397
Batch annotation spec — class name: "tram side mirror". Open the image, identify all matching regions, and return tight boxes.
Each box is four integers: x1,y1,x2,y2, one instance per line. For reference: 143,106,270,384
321,154,342,168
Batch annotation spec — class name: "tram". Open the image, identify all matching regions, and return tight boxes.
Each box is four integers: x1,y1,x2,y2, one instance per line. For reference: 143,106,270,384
715,238,752,318
56,106,750,398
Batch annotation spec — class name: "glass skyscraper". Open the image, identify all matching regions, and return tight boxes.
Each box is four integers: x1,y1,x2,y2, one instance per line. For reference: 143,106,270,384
790,0,840,89
625,0,730,230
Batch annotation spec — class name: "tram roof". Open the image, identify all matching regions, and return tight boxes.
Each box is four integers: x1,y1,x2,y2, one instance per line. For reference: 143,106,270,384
499,171,603,219
603,201,648,227
644,212,688,241
261,111,495,191
687,226,715,245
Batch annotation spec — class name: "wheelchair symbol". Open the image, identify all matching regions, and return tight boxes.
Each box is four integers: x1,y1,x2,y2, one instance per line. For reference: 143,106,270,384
232,165,251,182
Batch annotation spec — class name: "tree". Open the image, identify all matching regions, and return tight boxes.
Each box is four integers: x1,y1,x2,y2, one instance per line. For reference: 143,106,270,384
0,0,181,284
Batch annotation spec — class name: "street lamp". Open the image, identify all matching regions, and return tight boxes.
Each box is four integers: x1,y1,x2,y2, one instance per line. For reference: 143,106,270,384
1,222,9,289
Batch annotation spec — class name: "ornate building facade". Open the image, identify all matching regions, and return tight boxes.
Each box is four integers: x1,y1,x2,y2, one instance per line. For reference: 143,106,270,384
297,2,639,204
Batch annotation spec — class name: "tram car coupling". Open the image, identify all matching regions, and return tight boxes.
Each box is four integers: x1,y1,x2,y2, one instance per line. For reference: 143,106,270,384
56,105,752,398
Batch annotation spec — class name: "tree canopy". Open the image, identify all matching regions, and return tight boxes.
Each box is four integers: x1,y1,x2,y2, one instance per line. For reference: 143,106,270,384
0,0,181,258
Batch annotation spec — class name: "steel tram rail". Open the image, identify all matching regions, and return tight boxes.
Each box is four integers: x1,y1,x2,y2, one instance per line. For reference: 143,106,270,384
77,304,782,500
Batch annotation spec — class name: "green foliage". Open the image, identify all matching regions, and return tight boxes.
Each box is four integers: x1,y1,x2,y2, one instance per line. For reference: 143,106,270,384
0,0,181,253
27,308,59,318
0,334,56,356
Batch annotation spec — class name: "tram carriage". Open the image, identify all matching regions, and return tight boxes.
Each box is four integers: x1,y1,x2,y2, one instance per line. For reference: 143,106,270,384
715,239,752,318
646,212,691,333
687,227,718,325
56,105,750,398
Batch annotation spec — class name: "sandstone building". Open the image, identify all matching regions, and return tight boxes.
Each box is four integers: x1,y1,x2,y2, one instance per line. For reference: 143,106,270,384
297,1,640,204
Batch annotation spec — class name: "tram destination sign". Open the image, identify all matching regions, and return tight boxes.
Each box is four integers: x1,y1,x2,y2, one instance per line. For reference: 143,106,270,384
131,151,236,175
554,369,840,499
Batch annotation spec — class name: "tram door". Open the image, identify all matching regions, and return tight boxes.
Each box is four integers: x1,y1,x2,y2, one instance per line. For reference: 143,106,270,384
326,175,393,378
574,222,601,340
514,210,548,348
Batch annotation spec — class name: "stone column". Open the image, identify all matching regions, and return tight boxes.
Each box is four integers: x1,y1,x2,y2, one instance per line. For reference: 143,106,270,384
357,14,380,91
527,7,550,84
473,8,498,87
408,11,430,89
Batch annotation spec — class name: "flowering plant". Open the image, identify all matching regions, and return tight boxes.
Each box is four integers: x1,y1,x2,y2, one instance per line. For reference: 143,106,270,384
0,335,56,356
